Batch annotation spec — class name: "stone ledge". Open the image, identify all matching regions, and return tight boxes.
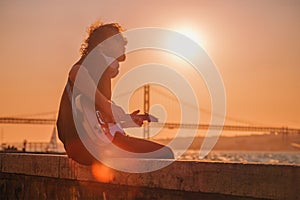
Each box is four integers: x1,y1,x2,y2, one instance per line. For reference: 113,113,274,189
0,153,299,199
0,172,256,200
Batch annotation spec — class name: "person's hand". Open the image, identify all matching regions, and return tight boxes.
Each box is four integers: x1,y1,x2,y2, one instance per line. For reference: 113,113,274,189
130,110,144,127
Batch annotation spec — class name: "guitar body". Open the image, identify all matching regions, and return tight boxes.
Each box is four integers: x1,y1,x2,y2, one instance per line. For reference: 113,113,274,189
75,95,125,143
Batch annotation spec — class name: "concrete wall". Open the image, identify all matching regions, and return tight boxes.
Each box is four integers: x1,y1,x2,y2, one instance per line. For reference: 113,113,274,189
0,153,299,199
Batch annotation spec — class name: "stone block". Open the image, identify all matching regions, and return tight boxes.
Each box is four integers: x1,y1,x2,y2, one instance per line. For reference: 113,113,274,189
1,153,59,178
58,156,79,179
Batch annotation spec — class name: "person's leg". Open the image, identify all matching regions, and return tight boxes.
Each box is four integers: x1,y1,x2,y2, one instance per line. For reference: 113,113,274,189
65,139,96,165
111,132,174,159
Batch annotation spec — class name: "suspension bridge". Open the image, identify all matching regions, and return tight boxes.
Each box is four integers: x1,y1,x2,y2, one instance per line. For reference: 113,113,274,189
0,117,299,134
0,84,299,139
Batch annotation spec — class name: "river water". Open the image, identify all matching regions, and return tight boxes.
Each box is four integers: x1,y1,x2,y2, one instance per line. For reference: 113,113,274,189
178,150,300,165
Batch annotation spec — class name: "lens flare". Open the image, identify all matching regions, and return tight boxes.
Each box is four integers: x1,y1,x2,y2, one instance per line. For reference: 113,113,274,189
91,162,114,183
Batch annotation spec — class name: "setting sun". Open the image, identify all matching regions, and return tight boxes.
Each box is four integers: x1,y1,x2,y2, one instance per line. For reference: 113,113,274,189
163,27,204,60
175,27,204,46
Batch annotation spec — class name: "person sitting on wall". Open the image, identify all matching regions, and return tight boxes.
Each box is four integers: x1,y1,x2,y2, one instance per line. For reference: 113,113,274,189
56,21,174,165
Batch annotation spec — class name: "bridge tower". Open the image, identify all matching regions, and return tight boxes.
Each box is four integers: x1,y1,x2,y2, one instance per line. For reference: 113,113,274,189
143,84,150,138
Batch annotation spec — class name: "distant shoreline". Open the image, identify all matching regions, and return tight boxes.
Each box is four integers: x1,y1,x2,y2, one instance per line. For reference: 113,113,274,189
154,133,300,152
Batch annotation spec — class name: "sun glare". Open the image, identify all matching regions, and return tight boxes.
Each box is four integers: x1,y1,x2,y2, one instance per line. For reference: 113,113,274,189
164,27,204,59
175,27,203,46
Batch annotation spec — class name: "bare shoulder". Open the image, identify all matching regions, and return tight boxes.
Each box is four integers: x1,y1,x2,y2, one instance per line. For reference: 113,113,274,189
69,59,84,82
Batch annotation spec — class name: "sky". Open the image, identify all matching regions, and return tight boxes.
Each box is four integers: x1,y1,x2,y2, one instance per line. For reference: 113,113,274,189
0,0,299,142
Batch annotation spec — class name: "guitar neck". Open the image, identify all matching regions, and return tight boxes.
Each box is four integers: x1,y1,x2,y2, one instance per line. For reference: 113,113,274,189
118,113,157,122
114,113,158,128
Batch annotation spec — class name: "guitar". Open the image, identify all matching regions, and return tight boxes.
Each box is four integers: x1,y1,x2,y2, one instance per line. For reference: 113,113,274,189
74,95,158,143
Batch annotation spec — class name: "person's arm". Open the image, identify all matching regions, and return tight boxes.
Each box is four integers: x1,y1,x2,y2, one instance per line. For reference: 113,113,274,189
69,64,125,122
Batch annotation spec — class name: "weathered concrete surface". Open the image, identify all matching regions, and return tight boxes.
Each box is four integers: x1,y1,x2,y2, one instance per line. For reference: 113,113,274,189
0,173,255,200
0,153,299,199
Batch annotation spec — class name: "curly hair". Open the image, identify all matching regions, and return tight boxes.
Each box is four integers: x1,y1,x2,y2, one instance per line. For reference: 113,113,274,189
80,21,125,56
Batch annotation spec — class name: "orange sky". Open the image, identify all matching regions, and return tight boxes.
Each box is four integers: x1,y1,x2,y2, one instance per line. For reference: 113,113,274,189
0,0,299,142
